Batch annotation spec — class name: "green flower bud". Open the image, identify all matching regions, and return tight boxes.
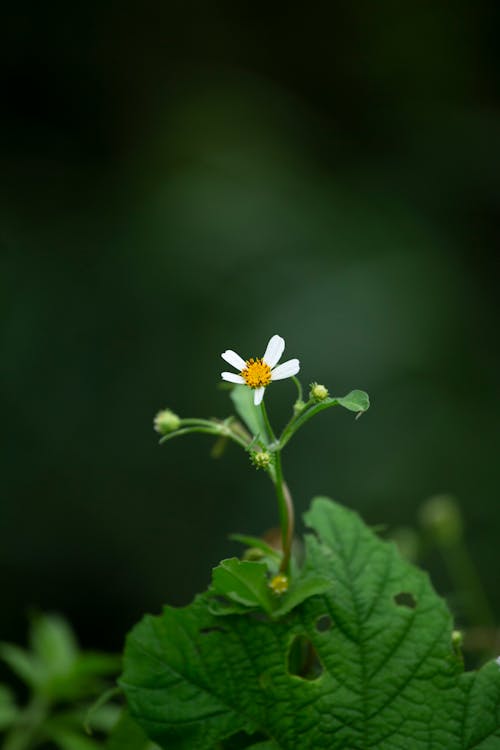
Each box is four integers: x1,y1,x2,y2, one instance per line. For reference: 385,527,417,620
251,450,272,470
243,547,265,562
419,494,463,547
269,574,289,595
310,382,329,402
452,629,464,659
293,399,306,415
154,409,181,435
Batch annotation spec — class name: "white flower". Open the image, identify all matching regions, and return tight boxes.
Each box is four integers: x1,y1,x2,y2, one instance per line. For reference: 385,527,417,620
221,334,300,406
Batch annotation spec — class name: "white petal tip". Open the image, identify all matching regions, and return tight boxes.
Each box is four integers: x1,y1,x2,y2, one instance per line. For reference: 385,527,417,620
253,387,265,405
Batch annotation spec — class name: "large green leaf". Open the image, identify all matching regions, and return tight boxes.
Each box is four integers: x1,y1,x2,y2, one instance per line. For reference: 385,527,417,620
120,498,500,749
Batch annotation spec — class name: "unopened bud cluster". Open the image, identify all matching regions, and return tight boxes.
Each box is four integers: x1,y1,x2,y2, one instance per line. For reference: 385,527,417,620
310,382,329,402
251,450,272,470
269,574,289,595
154,409,181,435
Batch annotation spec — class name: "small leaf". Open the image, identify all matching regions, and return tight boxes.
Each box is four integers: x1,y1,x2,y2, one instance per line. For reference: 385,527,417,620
74,652,121,679
84,686,122,734
230,386,269,444
211,559,273,613
31,614,78,677
0,685,19,730
0,643,45,688
335,389,370,413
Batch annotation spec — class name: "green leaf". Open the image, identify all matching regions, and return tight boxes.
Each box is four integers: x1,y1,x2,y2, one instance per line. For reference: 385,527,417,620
0,685,19,730
335,389,370,413
210,558,273,614
73,652,121,679
46,727,103,750
0,643,45,688
30,614,78,677
84,686,122,734
271,575,330,618
121,498,500,750
230,386,269,444
106,712,160,750
210,546,330,619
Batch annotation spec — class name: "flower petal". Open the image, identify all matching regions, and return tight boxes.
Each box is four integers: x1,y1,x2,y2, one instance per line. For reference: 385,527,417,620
221,349,247,371
270,358,300,381
221,372,245,384
263,334,285,368
254,387,265,405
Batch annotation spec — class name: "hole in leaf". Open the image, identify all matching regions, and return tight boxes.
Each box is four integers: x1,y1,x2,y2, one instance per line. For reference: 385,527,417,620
315,614,332,632
394,592,417,609
287,635,323,680
199,626,226,635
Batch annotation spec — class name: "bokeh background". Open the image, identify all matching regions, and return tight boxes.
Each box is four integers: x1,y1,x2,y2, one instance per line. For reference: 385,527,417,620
2,2,499,652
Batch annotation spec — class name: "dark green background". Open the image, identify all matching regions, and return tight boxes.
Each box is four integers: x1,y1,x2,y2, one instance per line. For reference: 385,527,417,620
2,2,499,650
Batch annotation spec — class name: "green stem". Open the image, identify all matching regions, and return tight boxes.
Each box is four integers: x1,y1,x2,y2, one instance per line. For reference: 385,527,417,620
279,398,340,449
292,376,303,403
273,451,294,575
442,541,495,628
261,401,294,575
160,424,249,450
260,401,276,444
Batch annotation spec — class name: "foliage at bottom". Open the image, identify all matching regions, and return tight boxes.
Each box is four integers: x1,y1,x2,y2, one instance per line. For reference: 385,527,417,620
120,498,500,749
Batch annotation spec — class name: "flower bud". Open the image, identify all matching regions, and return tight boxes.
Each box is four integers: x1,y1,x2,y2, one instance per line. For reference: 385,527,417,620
419,494,463,547
251,450,272,470
310,382,329,402
269,574,289,595
243,547,265,562
154,409,181,435
293,399,306,415
452,630,464,659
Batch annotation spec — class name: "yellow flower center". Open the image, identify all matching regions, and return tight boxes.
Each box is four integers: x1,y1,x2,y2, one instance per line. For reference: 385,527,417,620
240,358,272,389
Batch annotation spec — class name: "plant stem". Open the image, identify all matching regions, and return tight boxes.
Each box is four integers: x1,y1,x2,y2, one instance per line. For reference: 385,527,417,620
259,400,276,444
261,401,294,575
160,423,250,450
292,376,303,403
279,398,339,449
442,540,495,628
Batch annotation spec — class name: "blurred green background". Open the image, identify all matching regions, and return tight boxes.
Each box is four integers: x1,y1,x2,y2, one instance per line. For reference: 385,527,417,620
2,2,499,651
